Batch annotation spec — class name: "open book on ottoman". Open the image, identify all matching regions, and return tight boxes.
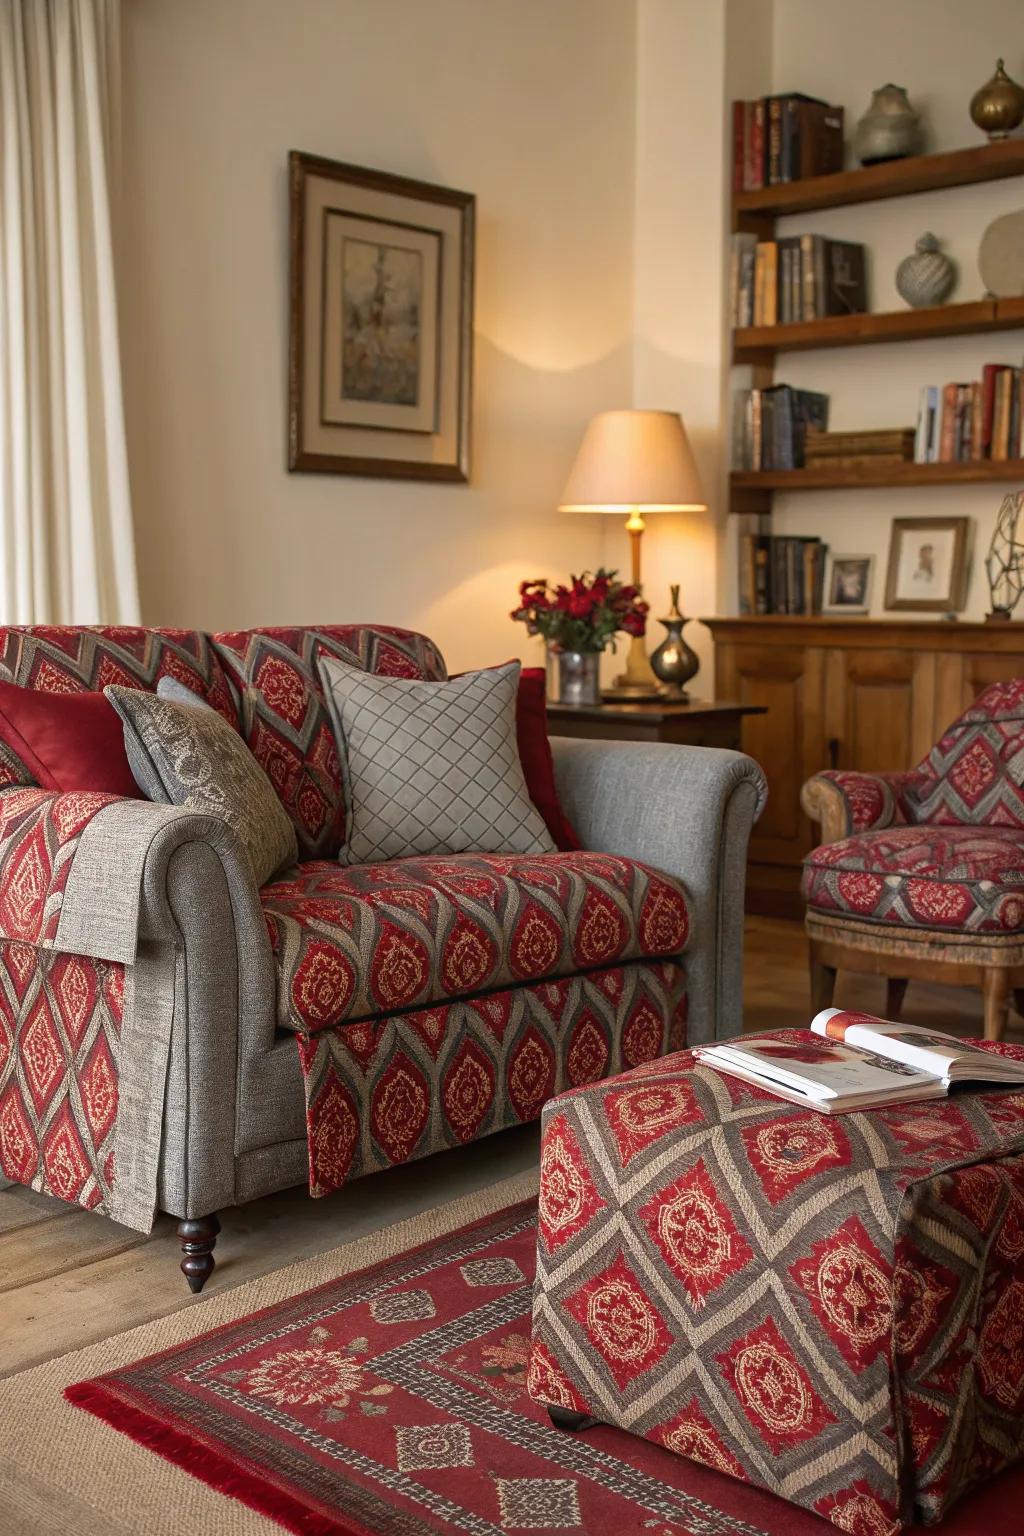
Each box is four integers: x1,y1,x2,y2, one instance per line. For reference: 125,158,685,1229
694,1008,1024,1112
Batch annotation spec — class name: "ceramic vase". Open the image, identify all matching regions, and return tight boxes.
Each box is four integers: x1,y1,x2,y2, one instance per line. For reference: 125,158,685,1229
896,234,956,308
853,84,923,165
650,587,699,701
548,647,601,708
970,59,1024,140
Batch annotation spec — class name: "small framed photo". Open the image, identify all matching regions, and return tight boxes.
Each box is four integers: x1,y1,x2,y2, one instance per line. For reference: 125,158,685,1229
288,151,475,481
823,553,874,614
884,517,970,612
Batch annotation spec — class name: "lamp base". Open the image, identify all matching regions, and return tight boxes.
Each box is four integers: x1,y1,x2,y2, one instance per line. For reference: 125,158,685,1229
606,633,662,701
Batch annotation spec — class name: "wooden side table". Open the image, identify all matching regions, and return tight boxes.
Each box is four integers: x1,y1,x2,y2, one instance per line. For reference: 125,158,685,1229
546,698,766,750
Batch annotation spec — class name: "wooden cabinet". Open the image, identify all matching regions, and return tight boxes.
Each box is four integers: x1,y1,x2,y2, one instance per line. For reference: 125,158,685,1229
707,618,1024,916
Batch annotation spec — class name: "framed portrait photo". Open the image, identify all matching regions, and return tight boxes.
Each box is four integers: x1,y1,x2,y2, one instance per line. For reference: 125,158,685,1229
884,517,970,612
288,151,474,481
822,552,874,615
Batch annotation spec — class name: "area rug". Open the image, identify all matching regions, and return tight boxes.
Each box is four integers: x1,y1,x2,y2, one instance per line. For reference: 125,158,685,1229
62,1194,1024,1536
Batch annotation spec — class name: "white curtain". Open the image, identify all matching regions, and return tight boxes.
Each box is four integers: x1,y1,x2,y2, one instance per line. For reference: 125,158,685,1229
0,0,138,624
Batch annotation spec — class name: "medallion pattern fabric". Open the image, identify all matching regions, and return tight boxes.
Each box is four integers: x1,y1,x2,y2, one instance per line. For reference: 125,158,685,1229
907,678,1024,828
261,852,691,1034
213,625,447,860
0,787,122,948
528,1031,1024,1535
297,960,686,1197
318,657,554,865
105,687,298,888
0,938,123,1211
806,768,923,837
0,626,237,787
802,825,1024,934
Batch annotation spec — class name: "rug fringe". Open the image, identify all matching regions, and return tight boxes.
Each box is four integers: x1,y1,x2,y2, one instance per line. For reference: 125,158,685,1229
64,1379,367,1536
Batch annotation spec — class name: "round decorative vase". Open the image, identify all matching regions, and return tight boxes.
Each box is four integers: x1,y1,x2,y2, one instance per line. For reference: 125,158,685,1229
970,58,1024,140
853,84,923,165
895,233,956,308
649,586,699,702
978,209,1024,297
548,647,601,708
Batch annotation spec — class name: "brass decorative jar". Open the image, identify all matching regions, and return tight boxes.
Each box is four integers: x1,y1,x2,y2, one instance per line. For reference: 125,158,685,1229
650,586,699,702
970,59,1024,140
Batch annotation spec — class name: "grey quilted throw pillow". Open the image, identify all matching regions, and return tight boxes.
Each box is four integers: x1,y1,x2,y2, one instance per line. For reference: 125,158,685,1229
317,656,555,865
105,685,298,887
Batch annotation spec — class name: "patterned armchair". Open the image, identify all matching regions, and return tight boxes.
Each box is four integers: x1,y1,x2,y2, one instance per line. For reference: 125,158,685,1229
801,679,1024,1040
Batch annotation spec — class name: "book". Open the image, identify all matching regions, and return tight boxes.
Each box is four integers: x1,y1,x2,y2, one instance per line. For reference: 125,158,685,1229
823,239,866,314
694,1008,1024,1114
732,95,842,190
796,100,844,179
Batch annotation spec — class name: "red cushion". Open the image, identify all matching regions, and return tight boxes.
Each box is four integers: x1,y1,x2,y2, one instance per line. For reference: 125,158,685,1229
0,680,138,797
516,667,581,851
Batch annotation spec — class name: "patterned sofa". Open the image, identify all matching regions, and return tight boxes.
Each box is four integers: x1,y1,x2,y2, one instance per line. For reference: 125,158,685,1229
0,625,766,1289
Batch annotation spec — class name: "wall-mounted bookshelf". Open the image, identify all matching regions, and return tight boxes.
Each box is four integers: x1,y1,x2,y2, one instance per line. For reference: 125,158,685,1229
728,139,1024,518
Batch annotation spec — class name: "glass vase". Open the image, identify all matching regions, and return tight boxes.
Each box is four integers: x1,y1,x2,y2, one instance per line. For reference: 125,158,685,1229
548,646,601,707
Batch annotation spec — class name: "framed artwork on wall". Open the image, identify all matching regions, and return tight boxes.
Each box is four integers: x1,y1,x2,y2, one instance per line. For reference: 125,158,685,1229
288,151,475,481
822,552,874,615
884,517,970,612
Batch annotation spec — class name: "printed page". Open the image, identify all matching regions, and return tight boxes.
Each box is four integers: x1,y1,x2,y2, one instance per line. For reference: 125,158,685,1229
699,1034,936,1104
810,1008,1024,1081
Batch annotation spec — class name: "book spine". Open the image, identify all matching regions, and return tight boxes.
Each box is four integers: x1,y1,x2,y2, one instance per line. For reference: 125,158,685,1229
767,97,784,186
938,383,959,462
812,236,827,321
751,389,763,471
970,381,984,461
764,242,778,326
753,244,766,327
753,536,771,615
731,100,746,194
771,538,787,615
1013,369,1022,458
781,98,799,182
800,233,815,321
779,244,791,325
993,371,1011,460
750,99,766,190
739,533,755,615
981,364,1001,457
926,386,939,462
914,385,929,464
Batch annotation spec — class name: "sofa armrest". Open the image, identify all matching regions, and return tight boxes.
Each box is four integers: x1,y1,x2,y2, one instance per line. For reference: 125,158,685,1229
550,738,766,1044
800,769,922,844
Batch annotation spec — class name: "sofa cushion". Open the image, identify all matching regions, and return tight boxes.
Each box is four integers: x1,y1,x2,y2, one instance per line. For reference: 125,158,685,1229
905,677,1024,828
212,625,447,861
319,656,556,864
105,687,298,886
261,851,691,1033
0,626,238,788
802,825,1024,934
0,682,139,797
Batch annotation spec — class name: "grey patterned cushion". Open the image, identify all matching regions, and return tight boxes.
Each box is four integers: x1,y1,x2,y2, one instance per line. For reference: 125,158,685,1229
317,656,555,865
156,674,217,713
105,686,298,886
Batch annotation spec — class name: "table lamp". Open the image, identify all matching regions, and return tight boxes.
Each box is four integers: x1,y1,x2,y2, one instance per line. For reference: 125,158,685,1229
559,409,706,698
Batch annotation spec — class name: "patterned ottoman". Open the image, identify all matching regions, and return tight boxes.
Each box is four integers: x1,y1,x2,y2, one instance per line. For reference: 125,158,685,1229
527,1030,1024,1535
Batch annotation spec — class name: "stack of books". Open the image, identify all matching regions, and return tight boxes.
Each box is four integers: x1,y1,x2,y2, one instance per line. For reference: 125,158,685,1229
738,534,825,616
731,234,867,327
732,94,844,190
914,367,1024,463
731,385,829,471
804,427,915,472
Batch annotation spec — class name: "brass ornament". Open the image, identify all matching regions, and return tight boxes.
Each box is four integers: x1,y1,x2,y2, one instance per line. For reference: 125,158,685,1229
970,59,1024,140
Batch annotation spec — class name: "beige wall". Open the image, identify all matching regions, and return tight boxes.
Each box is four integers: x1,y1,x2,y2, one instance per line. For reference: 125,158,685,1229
766,0,1024,620
120,0,636,672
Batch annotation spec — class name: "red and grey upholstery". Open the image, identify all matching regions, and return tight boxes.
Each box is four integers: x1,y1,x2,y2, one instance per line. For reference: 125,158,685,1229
802,680,1024,938
528,1034,1024,1533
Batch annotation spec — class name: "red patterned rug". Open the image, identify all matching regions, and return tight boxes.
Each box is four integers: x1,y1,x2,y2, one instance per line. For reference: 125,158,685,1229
66,1199,1022,1536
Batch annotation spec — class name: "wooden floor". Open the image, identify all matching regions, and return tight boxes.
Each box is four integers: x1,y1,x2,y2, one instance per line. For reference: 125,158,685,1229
1,917,1018,1379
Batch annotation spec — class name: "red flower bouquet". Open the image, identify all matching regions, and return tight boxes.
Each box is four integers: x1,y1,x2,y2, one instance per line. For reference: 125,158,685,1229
511,569,648,653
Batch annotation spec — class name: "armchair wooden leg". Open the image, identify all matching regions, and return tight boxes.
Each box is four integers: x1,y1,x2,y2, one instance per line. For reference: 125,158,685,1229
177,1213,220,1293
809,949,837,1014
885,978,909,1020
983,970,1011,1044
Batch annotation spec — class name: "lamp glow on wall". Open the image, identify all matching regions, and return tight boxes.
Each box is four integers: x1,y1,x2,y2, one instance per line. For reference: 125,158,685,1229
559,409,706,697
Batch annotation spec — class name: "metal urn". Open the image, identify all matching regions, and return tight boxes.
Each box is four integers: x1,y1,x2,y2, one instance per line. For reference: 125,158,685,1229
650,586,699,701
853,84,923,165
970,59,1024,140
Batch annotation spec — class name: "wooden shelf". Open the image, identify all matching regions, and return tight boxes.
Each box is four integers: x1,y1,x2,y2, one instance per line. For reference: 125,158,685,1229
732,299,1024,361
730,459,1024,497
733,139,1024,226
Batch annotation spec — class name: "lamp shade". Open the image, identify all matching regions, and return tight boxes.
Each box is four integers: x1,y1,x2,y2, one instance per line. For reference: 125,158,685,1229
558,409,706,513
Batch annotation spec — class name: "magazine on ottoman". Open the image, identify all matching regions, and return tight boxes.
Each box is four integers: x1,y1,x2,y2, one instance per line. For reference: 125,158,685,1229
694,1007,1024,1112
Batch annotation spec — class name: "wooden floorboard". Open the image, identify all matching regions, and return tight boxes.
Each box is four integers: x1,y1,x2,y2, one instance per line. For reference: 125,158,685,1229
0,918,1017,1379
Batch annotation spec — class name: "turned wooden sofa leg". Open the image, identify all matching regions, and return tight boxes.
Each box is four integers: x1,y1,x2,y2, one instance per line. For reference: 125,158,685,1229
885,978,909,1020
177,1213,221,1293
809,947,837,1014
983,970,1011,1044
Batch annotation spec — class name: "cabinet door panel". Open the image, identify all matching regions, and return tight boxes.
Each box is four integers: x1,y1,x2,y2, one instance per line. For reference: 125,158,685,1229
831,649,916,772
729,644,824,861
